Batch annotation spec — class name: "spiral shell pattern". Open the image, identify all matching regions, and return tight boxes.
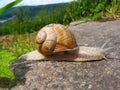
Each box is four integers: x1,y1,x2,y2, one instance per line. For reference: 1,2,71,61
36,24,78,55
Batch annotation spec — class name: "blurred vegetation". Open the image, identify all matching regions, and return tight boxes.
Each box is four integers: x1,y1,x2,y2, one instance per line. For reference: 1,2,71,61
0,46,16,79
0,0,119,35
63,0,120,23
0,0,22,13
0,0,119,85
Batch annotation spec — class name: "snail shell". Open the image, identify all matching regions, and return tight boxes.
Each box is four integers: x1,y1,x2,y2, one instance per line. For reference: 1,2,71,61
36,24,78,55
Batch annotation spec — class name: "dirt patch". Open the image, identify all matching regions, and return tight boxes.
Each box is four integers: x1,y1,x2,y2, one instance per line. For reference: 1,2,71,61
0,32,37,49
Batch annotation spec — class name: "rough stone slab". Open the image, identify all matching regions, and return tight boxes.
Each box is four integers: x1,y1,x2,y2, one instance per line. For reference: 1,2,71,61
10,20,120,90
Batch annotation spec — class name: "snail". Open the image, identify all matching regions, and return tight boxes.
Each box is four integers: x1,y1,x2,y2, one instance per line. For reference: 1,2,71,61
32,24,112,62
16,24,113,63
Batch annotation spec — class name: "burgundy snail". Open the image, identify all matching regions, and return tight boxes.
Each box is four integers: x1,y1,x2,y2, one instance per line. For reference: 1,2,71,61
30,24,112,62
19,24,113,61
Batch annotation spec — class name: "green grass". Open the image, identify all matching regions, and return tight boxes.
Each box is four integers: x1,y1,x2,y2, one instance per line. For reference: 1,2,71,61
0,47,16,79
0,33,35,80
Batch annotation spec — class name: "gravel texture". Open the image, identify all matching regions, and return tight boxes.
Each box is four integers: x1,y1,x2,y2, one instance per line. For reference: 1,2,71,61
10,20,120,90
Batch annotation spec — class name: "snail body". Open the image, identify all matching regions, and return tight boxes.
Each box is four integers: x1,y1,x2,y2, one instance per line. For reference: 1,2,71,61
34,24,110,62
25,46,107,62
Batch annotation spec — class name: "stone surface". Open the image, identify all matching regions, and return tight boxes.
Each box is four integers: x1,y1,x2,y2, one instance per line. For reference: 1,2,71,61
10,20,120,90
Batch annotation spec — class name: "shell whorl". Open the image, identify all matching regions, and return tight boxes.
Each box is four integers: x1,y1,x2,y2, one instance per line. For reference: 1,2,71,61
36,24,78,55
